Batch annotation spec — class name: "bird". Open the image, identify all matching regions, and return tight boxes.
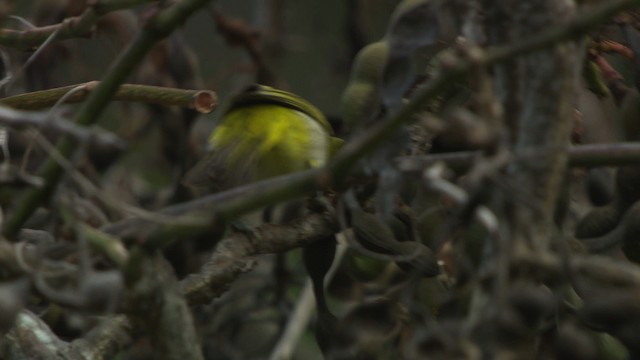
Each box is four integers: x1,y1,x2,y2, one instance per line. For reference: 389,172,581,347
183,84,342,190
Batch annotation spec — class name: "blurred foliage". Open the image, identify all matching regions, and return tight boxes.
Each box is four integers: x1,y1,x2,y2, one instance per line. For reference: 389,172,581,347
2,1,640,360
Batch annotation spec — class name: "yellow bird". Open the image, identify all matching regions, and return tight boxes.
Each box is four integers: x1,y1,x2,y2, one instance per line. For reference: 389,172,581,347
184,84,341,190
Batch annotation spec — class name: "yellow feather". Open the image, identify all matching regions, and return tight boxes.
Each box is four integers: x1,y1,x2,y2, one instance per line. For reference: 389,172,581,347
185,86,337,190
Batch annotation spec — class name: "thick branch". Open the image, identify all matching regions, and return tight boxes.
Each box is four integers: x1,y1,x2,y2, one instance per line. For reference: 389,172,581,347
68,315,132,360
126,253,203,360
511,1,579,218
1,310,71,359
0,82,217,113
180,209,340,305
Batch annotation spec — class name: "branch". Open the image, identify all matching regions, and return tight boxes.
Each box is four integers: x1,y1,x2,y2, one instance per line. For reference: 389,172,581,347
2,0,216,239
180,209,339,305
0,106,126,151
512,251,640,290
331,0,639,176
269,242,348,360
397,142,640,173
0,82,217,113
0,0,159,50
125,252,203,360
2,310,72,359
68,315,132,360
37,210,339,359
101,168,327,242
210,8,277,85
100,1,640,246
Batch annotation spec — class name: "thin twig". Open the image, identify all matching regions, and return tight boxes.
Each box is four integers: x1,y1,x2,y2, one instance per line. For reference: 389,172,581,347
0,0,160,49
0,107,125,149
27,130,195,228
